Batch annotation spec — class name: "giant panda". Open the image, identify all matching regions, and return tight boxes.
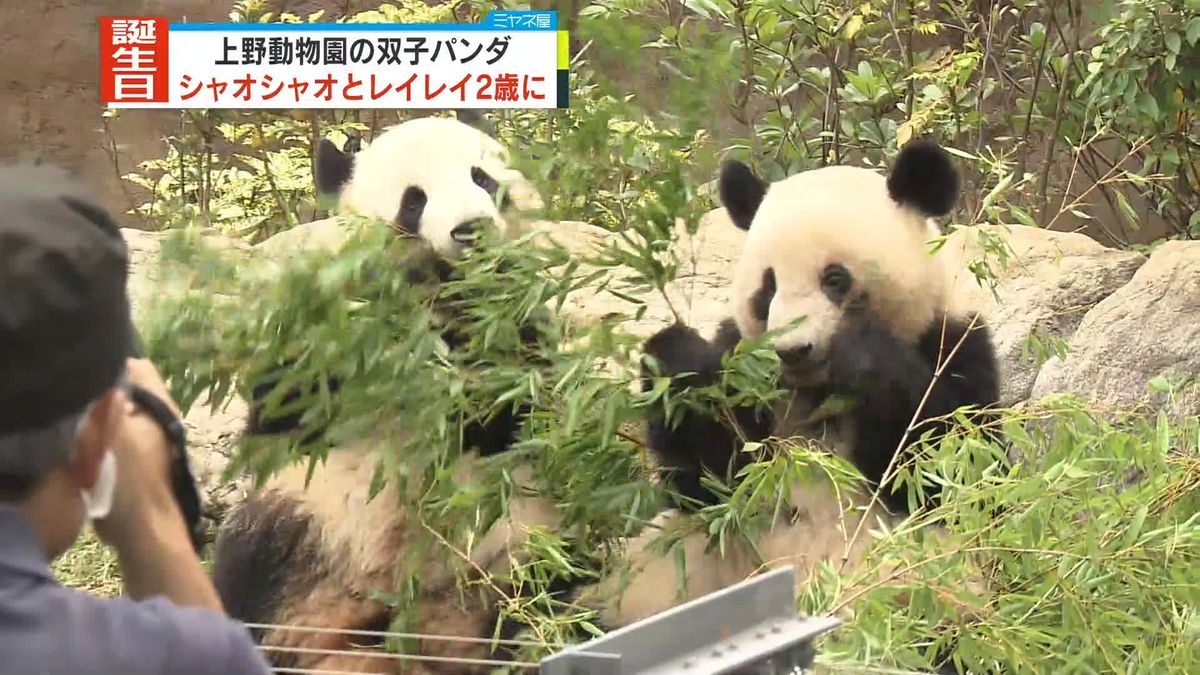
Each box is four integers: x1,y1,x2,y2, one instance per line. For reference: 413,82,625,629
572,139,1003,673
210,115,563,674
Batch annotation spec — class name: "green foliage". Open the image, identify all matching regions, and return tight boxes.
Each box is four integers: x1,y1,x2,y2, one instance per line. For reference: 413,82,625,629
143,215,660,649
120,111,366,241
1020,329,1070,368
810,402,1200,674
582,0,1199,244
493,71,717,318
53,530,123,598
115,0,1200,672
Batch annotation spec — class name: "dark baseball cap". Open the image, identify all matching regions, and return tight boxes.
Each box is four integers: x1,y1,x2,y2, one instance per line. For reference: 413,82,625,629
0,162,133,435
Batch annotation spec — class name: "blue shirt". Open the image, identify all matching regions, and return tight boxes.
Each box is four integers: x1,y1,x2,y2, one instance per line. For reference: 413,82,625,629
0,505,272,675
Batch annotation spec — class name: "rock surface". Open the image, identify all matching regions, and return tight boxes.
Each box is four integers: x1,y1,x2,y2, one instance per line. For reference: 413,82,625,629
1029,240,1200,418
124,227,254,532
531,209,747,339
937,225,1150,405
123,216,1200,524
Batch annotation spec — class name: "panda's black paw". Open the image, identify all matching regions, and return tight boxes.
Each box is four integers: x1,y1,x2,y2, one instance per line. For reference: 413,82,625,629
641,323,720,384
711,317,744,352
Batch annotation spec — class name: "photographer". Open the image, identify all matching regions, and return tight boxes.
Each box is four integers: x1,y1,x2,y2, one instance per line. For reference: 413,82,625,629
0,163,271,674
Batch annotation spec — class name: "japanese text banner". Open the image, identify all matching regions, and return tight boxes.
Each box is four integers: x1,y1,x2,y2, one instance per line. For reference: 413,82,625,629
100,12,567,109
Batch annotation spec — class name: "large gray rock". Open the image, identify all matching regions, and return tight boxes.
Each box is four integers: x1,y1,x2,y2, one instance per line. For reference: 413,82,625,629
1029,240,1200,417
938,225,1148,405
124,228,171,320
124,226,252,318
252,216,347,259
123,227,252,528
532,208,746,339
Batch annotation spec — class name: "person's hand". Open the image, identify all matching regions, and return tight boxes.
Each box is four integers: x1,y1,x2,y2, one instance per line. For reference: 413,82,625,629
124,357,183,418
88,358,225,610
91,358,189,553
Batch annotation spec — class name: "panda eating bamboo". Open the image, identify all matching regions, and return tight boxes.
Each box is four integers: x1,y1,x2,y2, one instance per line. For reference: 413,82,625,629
210,116,560,675
574,139,1004,675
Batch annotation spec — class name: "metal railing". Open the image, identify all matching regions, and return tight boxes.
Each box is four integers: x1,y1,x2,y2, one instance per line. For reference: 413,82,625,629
251,566,840,675
540,566,841,674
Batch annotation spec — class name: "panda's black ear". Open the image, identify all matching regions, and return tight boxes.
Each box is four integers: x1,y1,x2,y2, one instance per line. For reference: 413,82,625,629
313,138,355,198
718,159,768,231
455,109,496,136
887,138,959,217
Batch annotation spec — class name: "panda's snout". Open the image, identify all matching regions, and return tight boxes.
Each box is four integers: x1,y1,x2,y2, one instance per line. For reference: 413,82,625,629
450,218,489,244
776,343,814,367
776,343,826,386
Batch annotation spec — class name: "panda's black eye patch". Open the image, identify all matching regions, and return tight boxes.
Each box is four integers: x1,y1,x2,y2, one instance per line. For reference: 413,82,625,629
397,186,427,234
471,166,498,194
820,263,852,302
750,267,776,322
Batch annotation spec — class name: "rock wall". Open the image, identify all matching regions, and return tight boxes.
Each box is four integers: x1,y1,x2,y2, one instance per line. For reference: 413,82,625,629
1027,240,1200,419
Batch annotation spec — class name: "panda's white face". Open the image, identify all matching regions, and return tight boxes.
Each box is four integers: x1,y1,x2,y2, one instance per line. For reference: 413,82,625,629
315,116,541,259
719,142,961,384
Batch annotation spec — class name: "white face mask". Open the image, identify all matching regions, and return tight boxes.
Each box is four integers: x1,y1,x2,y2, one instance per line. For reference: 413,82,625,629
79,450,117,521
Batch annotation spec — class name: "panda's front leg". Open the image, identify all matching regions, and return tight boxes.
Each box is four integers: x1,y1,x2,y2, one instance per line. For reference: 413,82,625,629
640,319,772,508
824,311,938,512
825,310,936,421
824,307,996,512
826,305,997,430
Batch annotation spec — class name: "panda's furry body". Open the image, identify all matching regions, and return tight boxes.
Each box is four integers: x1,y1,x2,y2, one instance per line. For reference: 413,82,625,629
209,116,559,674
577,140,1003,673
